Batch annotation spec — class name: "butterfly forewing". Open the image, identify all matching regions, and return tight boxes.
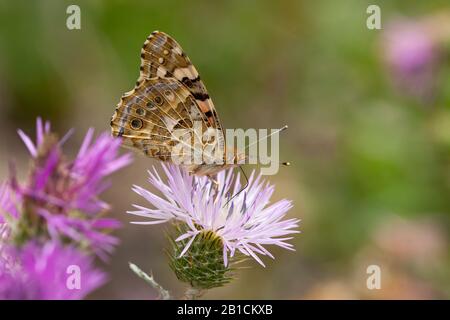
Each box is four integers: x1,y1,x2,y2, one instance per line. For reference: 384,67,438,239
139,31,224,136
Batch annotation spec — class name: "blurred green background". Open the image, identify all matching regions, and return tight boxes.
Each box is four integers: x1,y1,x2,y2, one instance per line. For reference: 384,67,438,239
1,0,450,299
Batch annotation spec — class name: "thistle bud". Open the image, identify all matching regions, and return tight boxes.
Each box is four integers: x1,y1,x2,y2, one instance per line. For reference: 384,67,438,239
167,224,234,290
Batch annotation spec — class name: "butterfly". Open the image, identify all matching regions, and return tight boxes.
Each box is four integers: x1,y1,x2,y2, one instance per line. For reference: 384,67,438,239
110,31,246,178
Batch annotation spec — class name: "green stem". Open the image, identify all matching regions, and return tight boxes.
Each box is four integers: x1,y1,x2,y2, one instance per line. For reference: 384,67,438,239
129,262,171,300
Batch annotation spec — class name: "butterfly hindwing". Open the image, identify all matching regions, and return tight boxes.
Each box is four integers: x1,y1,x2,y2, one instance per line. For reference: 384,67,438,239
111,77,222,162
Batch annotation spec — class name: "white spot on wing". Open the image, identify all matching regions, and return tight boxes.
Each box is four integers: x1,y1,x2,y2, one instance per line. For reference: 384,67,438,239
157,66,167,77
173,66,198,80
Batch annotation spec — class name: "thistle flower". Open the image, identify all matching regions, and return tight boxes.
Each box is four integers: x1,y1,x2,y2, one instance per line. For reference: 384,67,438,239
0,118,131,299
2,118,132,258
383,20,435,75
18,118,132,216
0,241,106,300
381,18,439,102
128,164,299,289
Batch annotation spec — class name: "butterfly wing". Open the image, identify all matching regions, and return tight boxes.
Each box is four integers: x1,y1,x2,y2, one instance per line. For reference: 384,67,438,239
138,31,223,136
111,31,229,171
111,77,224,164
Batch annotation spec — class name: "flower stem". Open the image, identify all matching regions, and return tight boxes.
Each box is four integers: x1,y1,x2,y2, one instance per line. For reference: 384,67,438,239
184,287,206,300
129,262,171,300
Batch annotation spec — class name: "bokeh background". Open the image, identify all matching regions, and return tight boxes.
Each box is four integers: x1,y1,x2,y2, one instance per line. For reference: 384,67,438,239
1,0,450,299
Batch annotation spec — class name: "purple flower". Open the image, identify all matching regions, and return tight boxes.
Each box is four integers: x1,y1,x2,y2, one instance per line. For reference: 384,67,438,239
381,18,439,101
1,118,132,258
128,164,299,267
384,21,435,73
0,241,106,300
18,118,132,215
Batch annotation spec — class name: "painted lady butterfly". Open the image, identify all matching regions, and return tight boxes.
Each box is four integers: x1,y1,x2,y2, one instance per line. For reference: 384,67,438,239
110,31,245,177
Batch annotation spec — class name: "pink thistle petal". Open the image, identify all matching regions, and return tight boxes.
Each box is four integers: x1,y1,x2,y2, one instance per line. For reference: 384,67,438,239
17,130,37,157
129,164,299,267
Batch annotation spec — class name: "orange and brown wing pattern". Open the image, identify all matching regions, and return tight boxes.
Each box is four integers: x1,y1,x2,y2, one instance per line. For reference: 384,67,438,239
111,77,217,162
111,31,229,170
138,31,224,137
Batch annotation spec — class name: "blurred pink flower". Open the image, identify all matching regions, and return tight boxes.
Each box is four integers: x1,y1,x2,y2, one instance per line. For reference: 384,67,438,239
1,118,132,258
381,18,440,102
373,216,447,266
0,241,106,300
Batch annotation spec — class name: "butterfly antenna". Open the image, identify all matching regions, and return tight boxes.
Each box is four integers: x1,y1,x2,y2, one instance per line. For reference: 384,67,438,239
245,125,288,150
244,155,292,168
224,166,249,207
